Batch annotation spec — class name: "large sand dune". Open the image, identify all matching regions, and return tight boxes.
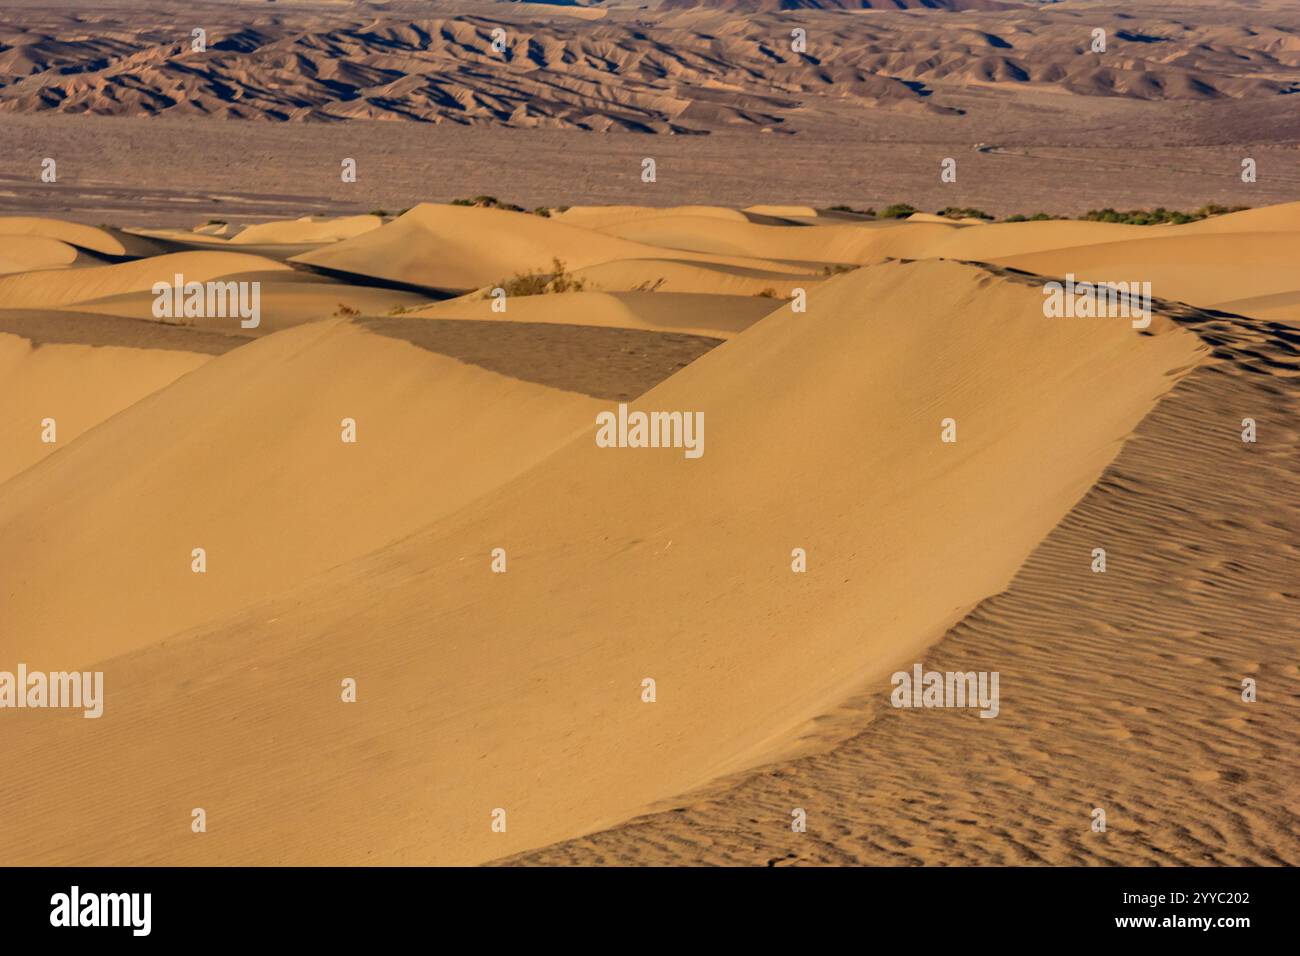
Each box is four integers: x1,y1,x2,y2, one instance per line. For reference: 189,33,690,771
0,196,1294,869
292,203,819,293
505,287,1300,867
0,251,291,310
0,319,603,667
0,257,1207,864
408,290,778,339
0,333,210,486
996,232,1300,315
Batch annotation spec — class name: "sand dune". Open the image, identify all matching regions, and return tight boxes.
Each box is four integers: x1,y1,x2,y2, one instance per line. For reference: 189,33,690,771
0,251,290,310
0,236,78,275
0,258,1207,865
408,290,778,339
995,232,1300,313
568,257,820,297
919,219,1151,261
0,318,604,669
0,332,210,486
292,203,817,293
556,205,757,229
1210,290,1300,324
229,215,385,246
0,217,128,257
0,195,1295,870
62,272,430,337
1169,200,1300,235
592,213,960,263
505,288,1300,867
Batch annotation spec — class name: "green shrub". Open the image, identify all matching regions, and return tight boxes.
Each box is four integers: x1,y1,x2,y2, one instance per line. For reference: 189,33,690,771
1080,205,1249,225
488,258,586,298
936,206,994,221
878,203,918,220
828,204,876,216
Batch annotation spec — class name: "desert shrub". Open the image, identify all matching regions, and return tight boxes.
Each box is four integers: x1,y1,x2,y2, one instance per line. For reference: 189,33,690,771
878,203,918,220
453,195,526,212
757,287,777,298
828,204,876,216
1081,205,1247,226
532,207,551,218
1196,203,1249,218
334,303,361,318
936,206,994,221
368,209,388,217
489,258,586,298
820,264,855,275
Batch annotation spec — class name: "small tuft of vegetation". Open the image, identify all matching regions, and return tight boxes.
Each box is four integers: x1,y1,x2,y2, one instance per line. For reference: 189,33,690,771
452,195,526,213
1080,203,1249,225
368,209,389,218
820,264,856,276
936,206,994,221
820,201,1251,226
757,287,778,298
334,303,361,318
878,203,918,220
532,207,552,218
488,257,587,298
828,204,876,217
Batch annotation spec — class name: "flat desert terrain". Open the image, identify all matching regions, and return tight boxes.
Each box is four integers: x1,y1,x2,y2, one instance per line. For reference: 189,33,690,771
0,0,1296,868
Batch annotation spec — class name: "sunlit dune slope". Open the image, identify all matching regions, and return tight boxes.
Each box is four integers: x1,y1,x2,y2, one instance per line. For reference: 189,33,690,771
0,319,602,667
290,204,819,293
0,236,79,275
1169,200,1300,235
568,258,820,297
229,215,384,245
994,232,1300,313
0,258,1206,865
1210,289,1300,324
0,251,290,309
919,219,1151,261
0,217,128,257
0,332,210,485
593,213,960,263
407,290,778,339
63,271,429,336
556,205,755,228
